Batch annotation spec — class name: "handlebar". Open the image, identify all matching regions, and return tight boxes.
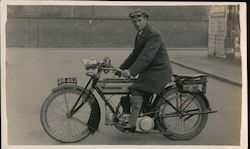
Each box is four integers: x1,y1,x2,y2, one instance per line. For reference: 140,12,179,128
102,67,123,77
81,57,136,79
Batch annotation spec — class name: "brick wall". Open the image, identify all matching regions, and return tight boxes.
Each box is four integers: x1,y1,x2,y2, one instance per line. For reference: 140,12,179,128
6,6,209,48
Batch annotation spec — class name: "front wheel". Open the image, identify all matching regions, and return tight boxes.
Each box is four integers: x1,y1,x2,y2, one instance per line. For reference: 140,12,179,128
40,86,99,143
155,88,208,140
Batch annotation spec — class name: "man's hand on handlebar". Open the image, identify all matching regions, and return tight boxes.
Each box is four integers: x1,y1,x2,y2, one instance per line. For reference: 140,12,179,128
121,69,131,79
113,68,131,79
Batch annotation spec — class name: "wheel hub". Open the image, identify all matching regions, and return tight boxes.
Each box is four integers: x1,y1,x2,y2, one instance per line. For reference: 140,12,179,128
66,112,72,118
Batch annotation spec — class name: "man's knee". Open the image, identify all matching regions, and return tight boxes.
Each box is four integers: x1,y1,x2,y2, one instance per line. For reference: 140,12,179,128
130,96,143,105
130,89,144,96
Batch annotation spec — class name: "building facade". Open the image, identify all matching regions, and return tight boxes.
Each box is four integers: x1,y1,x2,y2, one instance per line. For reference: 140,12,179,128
208,5,241,60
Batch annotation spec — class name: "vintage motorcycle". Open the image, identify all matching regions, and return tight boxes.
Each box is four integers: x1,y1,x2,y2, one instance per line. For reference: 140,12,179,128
40,57,217,143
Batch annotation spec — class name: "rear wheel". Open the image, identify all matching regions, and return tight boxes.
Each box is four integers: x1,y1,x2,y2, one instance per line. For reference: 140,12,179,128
40,87,96,143
156,88,208,140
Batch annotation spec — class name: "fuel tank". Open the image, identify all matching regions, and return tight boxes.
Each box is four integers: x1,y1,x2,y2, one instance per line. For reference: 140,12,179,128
96,78,136,94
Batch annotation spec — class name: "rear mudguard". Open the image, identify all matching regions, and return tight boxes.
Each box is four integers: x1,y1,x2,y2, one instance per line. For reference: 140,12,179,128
153,85,211,110
51,84,101,134
195,92,211,110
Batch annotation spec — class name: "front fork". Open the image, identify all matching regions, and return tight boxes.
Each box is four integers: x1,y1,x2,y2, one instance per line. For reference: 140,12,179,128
68,75,118,123
68,77,94,117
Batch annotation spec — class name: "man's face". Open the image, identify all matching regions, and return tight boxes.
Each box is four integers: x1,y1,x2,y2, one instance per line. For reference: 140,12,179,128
131,16,148,31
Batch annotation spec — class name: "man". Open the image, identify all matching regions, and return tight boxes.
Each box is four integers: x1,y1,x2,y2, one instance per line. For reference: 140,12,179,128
119,9,173,131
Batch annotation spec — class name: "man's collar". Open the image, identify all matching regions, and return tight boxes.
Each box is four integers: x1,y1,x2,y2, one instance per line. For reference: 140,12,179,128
138,30,143,35
138,23,149,34
138,23,151,37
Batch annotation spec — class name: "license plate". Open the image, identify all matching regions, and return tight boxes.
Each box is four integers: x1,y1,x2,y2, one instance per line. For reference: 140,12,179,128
57,77,77,86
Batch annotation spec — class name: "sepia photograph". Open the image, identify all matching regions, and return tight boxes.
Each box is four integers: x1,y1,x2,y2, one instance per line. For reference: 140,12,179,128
1,1,247,149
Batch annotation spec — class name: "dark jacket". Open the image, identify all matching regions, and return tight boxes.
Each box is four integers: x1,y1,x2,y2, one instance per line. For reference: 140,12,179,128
120,23,172,94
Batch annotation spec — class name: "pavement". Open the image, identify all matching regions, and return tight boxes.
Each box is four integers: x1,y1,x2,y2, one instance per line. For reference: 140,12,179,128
168,49,242,87
6,47,242,87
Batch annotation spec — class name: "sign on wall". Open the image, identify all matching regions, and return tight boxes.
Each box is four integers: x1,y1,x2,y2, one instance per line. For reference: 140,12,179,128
208,6,227,58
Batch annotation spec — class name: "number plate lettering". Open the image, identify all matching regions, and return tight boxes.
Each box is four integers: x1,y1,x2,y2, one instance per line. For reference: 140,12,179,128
57,77,77,86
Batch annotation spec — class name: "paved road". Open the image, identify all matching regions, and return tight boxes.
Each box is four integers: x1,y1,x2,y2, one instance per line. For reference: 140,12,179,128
6,48,241,145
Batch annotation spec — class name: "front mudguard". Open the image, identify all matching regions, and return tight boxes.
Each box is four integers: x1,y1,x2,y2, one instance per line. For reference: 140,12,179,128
51,84,101,134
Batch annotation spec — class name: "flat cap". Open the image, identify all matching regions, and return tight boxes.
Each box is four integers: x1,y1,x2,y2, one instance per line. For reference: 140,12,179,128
129,9,149,19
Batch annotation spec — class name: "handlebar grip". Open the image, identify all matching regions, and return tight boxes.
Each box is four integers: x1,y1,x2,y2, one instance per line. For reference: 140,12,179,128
114,68,122,76
114,68,122,72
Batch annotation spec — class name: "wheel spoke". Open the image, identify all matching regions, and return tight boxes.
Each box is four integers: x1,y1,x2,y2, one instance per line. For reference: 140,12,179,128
182,96,195,111
179,94,182,110
180,119,183,132
59,119,68,138
63,90,69,112
70,116,88,126
67,119,73,138
47,104,66,117
176,96,179,109
179,95,191,109
183,119,188,131
173,117,179,130
177,118,181,133
185,118,192,129
52,97,67,113
49,117,67,133
70,118,85,134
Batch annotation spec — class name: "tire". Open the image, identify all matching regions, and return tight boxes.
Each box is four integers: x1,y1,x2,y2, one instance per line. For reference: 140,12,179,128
41,87,97,143
155,87,208,140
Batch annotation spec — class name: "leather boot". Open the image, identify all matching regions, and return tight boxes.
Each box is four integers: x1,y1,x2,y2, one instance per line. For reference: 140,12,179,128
120,96,143,131
119,96,131,124
120,96,131,114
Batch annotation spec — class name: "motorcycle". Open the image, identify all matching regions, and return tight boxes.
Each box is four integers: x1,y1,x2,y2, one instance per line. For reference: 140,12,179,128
40,57,217,143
